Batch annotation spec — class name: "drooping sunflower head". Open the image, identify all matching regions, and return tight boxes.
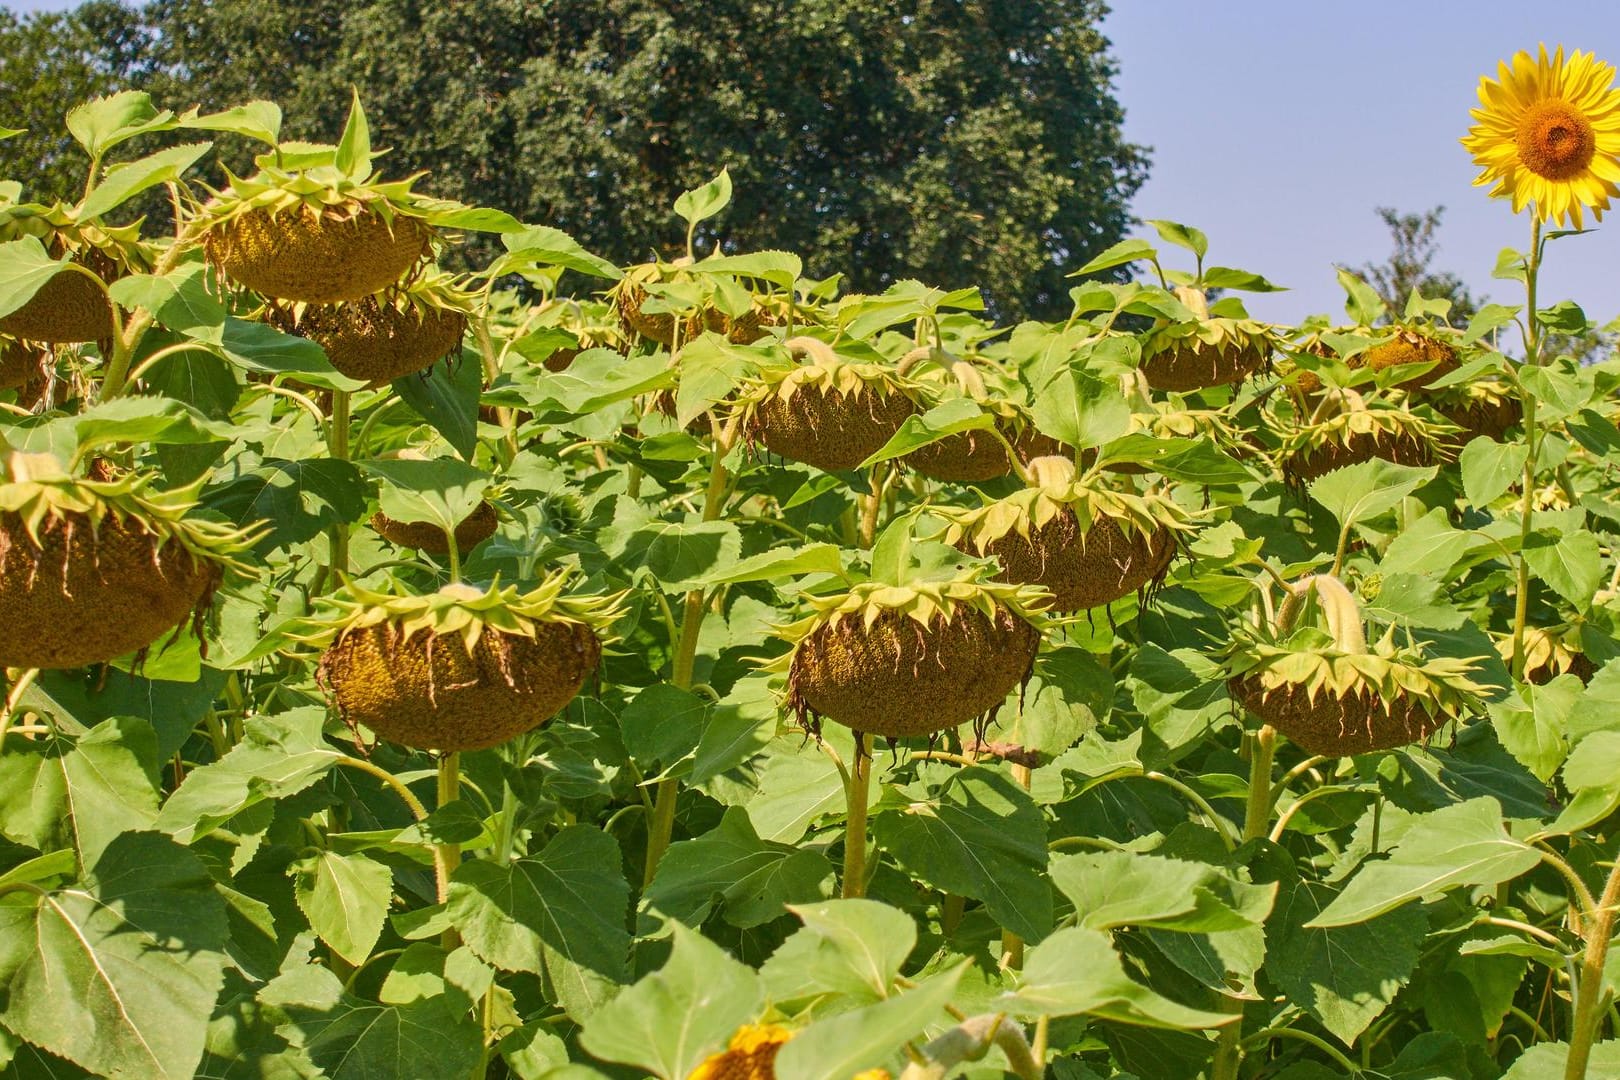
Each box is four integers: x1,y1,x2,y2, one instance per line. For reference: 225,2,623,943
1461,44,1620,228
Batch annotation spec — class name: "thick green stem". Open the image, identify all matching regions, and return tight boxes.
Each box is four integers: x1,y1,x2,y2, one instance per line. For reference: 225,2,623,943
436,752,461,931
1213,724,1277,1080
328,390,353,579
1566,857,1620,1080
842,734,872,899
1002,758,1033,970
1242,725,1276,843
859,465,886,549
1511,217,1543,680
641,448,732,887
0,669,38,743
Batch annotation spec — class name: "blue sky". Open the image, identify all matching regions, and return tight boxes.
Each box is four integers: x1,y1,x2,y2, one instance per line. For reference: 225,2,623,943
6,0,1620,326
1102,0,1620,324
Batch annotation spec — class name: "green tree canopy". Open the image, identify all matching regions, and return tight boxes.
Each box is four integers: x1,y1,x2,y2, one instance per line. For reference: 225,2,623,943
0,2,157,205
1,0,1147,320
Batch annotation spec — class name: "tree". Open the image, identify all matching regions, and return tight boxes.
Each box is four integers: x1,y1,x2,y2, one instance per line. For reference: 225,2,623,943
0,2,157,206
1356,205,1479,322
130,0,1146,319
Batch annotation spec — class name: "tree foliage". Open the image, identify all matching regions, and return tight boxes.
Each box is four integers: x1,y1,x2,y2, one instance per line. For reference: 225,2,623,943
1356,205,1480,321
1,0,1147,320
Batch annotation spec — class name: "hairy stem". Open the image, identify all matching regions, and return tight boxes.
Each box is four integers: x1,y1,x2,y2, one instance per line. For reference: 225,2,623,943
842,734,873,899
642,447,732,887
1566,856,1620,1080
1511,217,1543,680
436,752,462,945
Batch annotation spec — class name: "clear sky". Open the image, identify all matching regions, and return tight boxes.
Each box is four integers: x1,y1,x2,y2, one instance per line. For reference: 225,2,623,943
6,0,1620,326
1101,0,1620,325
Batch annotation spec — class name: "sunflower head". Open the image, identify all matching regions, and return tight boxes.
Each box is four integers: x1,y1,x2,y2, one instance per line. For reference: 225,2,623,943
687,1024,794,1080
1461,44,1620,228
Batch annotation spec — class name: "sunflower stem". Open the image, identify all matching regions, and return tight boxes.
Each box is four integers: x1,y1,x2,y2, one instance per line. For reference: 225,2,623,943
327,390,353,580
642,446,732,888
859,464,887,549
436,751,462,948
1566,855,1620,1080
1212,723,1277,1080
842,733,873,899
1511,216,1543,681
0,669,38,743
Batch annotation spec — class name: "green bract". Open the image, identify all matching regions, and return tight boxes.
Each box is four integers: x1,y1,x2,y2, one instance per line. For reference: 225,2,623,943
279,572,626,656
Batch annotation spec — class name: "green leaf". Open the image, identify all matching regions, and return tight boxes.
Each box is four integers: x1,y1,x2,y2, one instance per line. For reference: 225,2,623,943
333,88,371,179
1461,303,1521,345
998,928,1231,1029
744,751,846,845
0,718,160,867
217,317,364,390
0,832,227,1080
392,350,481,460
687,677,779,785
644,808,834,929
446,826,630,984
674,333,752,426
106,263,226,344
156,710,344,843
1146,220,1207,261
497,225,621,280
872,767,1050,941
65,90,174,157
1307,459,1436,533
1071,238,1156,277
620,684,709,775
1049,850,1216,932
1199,266,1284,292
0,237,69,320
1488,677,1578,782
1541,730,1620,836
777,899,917,999
1519,364,1592,422
696,250,803,288
178,101,282,146
1537,300,1588,334
673,168,733,229
205,458,369,554
1336,268,1388,325
1500,1040,1620,1078
637,520,743,591
1032,369,1131,450
292,851,393,967
859,398,996,467
267,965,483,1080
1309,798,1540,927
1524,528,1602,610
694,542,844,587
359,456,490,538
1379,509,1470,579
1096,434,1253,485
773,966,965,1080
1265,876,1427,1045
78,142,211,221
1459,437,1528,508
522,349,671,416
579,921,762,1080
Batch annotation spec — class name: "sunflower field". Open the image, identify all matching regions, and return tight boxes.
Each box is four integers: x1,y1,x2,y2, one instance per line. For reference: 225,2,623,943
2,43,1620,1080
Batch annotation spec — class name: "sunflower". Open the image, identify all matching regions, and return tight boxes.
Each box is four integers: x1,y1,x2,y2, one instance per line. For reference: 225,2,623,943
1461,44,1620,228
688,1025,793,1080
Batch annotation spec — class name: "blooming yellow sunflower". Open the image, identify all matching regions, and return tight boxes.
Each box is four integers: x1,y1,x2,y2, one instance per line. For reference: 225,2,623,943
688,1024,793,1080
1461,44,1620,228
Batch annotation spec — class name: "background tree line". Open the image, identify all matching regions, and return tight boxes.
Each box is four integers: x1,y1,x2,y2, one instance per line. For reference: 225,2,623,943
0,0,1149,321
